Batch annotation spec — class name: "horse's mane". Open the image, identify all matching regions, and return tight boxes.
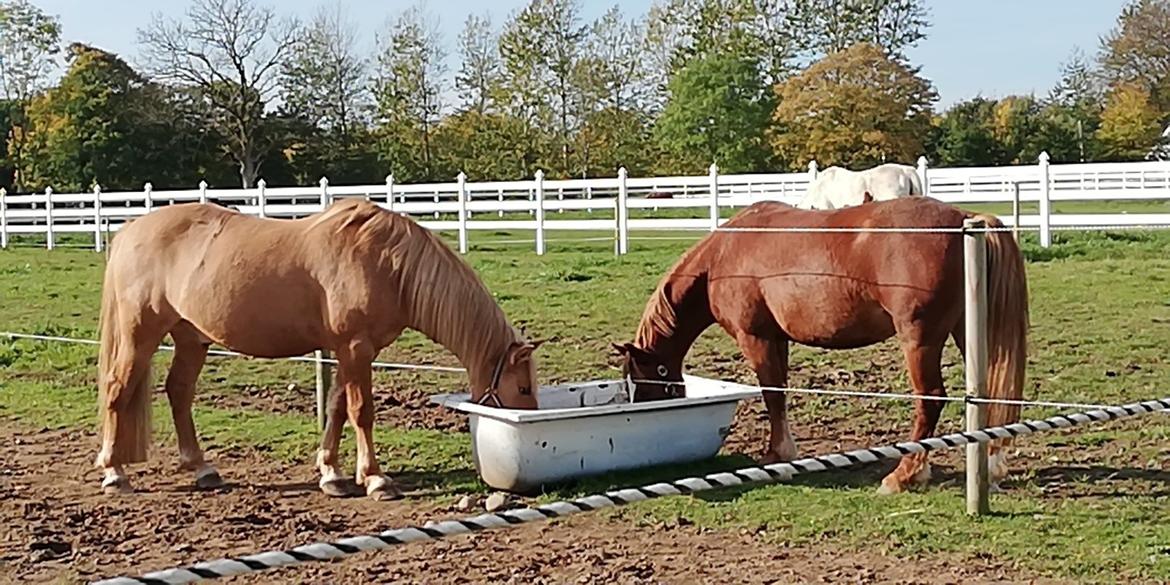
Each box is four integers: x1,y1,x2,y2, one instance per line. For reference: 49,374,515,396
309,199,516,370
633,242,707,349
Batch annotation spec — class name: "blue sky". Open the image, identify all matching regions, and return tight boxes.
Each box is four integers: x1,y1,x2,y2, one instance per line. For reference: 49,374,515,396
34,0,1129,108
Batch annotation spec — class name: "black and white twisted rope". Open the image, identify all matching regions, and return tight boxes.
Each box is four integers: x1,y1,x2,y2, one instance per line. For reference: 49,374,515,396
91,396,1170,585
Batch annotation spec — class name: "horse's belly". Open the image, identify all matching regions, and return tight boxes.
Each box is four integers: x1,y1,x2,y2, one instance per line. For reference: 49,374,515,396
765,285,895,349
172,270,326,358
781,304,895,349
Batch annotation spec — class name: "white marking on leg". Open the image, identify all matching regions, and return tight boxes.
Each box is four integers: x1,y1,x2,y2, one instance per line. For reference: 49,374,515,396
989,451,1009,481
366,475,390,495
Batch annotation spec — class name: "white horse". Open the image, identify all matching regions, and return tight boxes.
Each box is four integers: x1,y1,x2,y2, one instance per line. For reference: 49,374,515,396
797,163,924,210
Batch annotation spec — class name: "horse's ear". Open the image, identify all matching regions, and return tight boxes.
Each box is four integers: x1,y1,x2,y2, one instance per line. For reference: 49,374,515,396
862,191,874,204
612,342,631,356
507,340,542,365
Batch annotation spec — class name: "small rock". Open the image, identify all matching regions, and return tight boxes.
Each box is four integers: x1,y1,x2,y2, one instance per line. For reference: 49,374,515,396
286,383,298,392
455,495,475,511
484,492,513,513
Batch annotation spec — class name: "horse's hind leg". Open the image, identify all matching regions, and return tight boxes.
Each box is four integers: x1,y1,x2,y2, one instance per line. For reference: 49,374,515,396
96,321,168,495
879,339,947,495
164,322,221,490
737,333,797,464
950,324,1010,486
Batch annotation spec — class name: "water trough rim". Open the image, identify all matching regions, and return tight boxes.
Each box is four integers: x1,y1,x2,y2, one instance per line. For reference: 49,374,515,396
430,374,759,423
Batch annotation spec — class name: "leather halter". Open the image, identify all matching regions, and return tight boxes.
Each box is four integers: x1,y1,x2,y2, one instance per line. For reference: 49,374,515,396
474,351,509,408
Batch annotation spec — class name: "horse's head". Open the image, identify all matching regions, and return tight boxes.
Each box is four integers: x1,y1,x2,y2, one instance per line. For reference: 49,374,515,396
477,331,545,410
612,342,685,401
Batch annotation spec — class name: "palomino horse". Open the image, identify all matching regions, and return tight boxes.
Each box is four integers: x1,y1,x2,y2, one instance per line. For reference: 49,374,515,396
615,197,1028,494
95,199,544,500
797,163,923,210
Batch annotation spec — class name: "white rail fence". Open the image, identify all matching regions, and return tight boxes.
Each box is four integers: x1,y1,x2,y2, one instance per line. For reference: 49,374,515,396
2,152,1169,253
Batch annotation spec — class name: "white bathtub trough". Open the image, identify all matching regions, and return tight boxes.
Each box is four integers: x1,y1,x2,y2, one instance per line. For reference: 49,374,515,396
429,374,760,492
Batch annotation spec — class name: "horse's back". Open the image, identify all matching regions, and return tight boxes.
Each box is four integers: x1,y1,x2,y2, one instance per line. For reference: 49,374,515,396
103,200,419,356
705,198,968,347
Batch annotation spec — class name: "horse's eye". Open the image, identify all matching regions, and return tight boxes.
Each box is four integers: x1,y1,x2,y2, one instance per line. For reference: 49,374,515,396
519,386,531,396
656,364,668,377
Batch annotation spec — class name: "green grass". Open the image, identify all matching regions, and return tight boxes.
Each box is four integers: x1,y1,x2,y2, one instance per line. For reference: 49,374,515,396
3,227,1170,581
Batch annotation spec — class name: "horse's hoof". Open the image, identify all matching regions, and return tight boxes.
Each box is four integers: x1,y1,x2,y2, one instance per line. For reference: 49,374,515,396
876,477,904,496
102,477,133,495
366,477,403,501
320,478,359,498
195,470,224,490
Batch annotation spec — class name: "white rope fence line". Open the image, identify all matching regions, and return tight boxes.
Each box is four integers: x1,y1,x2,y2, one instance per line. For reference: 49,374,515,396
698,224,1170,234
4,331,1156,413
89,395,1170,585
630,378,1134,413
0,332,466,374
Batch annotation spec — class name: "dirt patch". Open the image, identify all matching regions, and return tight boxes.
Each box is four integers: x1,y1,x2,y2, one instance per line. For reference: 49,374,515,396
203,383,469,433
0,421,1058,585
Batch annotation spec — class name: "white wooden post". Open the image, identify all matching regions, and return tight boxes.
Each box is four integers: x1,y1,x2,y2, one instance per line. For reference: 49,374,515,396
557,187,564,214
0,188,7,249
315,349,332,431
457,172,469,254
617,167,629,255
497,187,504,218
709,163,720,231
1038,152,1051,248
534,170,546,255
44,187,55,250
93,185,103,252
963,217,990,516
1012,182,1021,243
198,180,208,205
433,188,440,219
144,182,153,214
256,178,267,218
319,177,331,210
385,174,395,212
917,156,929,196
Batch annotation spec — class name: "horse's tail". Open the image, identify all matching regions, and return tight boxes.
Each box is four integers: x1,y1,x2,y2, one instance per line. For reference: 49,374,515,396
907,167,924,196
96,251,153,465
974,213,1029,470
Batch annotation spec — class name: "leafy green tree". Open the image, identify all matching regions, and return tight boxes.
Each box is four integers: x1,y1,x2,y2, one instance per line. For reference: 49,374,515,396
787,0,930,61
454,12,500,115
932,97,1000,166
0,0,61,191
434,110,535,180
770,42,936,170
1095,82,1165,160
1045,48,1104,162
18,43,234,191
497,0,589,177
1099,0,1170,116
138,0,299,187
644,0,796,91
373,3,447,182
278,2,375,182
654,52,774,174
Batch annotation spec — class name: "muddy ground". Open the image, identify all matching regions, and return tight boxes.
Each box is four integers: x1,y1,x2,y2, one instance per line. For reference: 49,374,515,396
1,365,1163,584
1,415,1055,585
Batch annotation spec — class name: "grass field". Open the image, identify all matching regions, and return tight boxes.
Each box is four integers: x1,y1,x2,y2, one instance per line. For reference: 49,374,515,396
2,223,1170,582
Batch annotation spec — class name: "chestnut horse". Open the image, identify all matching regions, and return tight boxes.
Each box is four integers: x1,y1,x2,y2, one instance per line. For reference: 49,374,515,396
615,197,1028,494
95,199,544,500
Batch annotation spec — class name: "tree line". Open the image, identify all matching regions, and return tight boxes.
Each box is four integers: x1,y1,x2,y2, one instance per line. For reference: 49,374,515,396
1,0,1167,194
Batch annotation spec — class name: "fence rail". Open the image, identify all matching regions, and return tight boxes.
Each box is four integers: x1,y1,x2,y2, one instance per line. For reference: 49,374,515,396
3,153,1170,253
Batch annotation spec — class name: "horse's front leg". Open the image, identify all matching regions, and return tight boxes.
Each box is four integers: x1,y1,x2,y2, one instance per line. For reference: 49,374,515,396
338,341,401,501
315,368,357,497
737,333,797,464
